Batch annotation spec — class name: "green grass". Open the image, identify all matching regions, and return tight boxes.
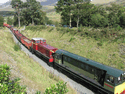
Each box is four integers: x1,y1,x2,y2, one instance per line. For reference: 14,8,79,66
91,0,116,4
46,11,61,23
21,25,125,71
0,27,76,94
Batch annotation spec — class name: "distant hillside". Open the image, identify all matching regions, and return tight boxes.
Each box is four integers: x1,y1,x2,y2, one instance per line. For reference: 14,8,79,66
1,0,125,12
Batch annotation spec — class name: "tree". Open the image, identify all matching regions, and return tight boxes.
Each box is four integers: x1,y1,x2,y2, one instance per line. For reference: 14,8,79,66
24,0,42,25
91,13,108,27
55,0,89,27
11,0,23,27
106,3,125,27
120,13,125,28
7,17,14,25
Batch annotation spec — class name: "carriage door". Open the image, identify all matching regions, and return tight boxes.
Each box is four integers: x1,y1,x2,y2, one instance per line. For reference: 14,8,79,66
95,69,106,86
55,54,62,64
98,70,107,86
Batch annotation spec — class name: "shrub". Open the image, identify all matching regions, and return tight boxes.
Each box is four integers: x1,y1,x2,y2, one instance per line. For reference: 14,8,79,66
0,64,27,93
44,81,68,94
90,13,108,28
120,13,125,28
14,43,21,51
78,24,83,32
55,21,59,27
69,37,75,42
49,27,54,32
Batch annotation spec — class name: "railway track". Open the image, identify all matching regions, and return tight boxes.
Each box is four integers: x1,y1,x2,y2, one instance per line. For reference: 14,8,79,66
8,28,95,94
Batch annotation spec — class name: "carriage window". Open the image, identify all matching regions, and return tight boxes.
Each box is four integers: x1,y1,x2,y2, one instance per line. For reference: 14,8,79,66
64,56,67,61
81,64,84,69
86,65,89,70
91,68,95,73
68,58,71,62
107,75,114,83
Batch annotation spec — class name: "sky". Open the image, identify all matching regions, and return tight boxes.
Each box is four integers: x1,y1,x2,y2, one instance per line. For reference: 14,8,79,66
0,0,9,4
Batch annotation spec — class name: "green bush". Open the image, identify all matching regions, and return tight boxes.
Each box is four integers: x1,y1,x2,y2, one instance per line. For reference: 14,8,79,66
78,24,83,32
90,13,108,28
49,27,54,32
0,64,27,93
120,13,125,28
44,81,68,94
14,43,21,51
55,21,59,27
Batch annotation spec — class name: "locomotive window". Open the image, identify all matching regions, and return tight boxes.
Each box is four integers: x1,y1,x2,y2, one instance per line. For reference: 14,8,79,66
36,41,40,43
107,75,114,83
122,73,125,81
123,75,125,80
43,40,45,43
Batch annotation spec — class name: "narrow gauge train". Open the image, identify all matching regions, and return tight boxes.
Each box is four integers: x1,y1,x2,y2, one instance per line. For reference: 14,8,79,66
3,23,58,65
3,23,125,94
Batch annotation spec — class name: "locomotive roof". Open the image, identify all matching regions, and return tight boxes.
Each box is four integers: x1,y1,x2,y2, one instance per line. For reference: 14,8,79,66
55,49,124,77
32,38,45,40
39,44,57,50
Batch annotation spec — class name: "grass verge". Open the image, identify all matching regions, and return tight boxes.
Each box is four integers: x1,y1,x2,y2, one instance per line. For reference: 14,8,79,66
0,27,76,94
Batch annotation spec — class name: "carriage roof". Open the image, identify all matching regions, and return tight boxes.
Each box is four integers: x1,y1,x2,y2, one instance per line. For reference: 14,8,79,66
55,49,124,77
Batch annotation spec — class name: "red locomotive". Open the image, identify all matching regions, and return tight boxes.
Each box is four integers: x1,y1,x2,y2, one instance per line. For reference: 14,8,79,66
3,23,58,65
30,38,58,65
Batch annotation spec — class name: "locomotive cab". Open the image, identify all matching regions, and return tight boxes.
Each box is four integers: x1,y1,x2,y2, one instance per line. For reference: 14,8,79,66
104,72,125,94
31,38,46,50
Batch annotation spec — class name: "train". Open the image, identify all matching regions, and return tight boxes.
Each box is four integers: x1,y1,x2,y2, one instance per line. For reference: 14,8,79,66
3,23,125,94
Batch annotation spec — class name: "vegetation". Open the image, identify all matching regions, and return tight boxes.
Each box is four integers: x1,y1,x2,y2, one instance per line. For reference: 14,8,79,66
44,81,68,94
11,0,50,27
55,1,125,29
0,11,14,16
0,28,76,94
22,25,125,71
0,64,69,94
0,64,27,93
7,17,14,25
14,43,21,51
0,15,4,27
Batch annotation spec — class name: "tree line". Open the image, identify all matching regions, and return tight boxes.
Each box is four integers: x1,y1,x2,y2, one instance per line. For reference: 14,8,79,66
10,0,50,27
55,0,125,28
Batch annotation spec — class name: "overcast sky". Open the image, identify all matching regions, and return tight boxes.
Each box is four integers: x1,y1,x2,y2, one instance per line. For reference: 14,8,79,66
0,0,9,4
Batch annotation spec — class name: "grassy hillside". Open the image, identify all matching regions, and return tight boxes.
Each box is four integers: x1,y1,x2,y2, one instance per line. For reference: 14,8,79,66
0,27,76,94
19,25,125,71
91,0,116,4
46,11,61,22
